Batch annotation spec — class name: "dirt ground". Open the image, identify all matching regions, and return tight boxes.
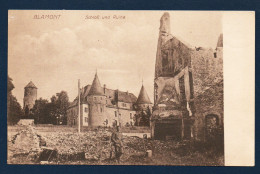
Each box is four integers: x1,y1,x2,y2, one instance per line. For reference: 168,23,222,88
7,125,224,166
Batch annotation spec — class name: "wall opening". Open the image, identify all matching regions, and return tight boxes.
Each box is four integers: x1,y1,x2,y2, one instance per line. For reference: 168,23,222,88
205,114,219,139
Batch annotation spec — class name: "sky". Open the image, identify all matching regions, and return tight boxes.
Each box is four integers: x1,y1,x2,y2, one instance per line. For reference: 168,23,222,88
8,10,222,106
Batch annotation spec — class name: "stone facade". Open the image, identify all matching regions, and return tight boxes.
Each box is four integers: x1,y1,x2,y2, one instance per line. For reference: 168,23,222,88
23,81,37,112
190,43,223,140
67,103,88,127
152,12,223,141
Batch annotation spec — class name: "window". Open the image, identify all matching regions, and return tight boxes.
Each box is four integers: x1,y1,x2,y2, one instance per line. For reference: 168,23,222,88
130,113,132,119
94,97,96,100
115,111,117,117
100,107,103,112
85,117,88,123
85,107,88,112
122,103,127,107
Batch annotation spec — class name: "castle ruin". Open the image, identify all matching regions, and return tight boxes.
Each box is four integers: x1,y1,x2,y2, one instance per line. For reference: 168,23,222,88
151,12,223,141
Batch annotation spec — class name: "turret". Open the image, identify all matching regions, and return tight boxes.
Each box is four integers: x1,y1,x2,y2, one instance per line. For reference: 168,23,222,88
87,72,106,126
136,84,152,110
23,81,37,111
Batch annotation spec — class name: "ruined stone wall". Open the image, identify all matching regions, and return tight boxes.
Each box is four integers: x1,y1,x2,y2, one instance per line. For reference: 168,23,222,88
190,49,223,97
153,67,192,117
193,80,223,140
155,12,191,79
190,48,223,140
153,12,223,141
156,37,191,78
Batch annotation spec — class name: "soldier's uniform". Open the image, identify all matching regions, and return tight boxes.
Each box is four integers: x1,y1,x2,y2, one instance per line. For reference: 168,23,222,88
111,127,123,163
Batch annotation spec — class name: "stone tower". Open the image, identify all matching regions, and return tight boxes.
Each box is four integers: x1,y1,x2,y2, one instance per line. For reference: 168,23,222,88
23,81,37,111
87,72,106,127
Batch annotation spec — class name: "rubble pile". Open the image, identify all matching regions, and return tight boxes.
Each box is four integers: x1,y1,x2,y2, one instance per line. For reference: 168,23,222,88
8,126,46,163
8,126,222,165
9,126,45,152
37,129,148,162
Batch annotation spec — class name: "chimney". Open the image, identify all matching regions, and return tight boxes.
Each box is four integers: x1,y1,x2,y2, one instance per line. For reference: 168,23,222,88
104,84,106,94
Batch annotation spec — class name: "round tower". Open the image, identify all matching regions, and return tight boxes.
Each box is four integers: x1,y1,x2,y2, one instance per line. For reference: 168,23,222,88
87,73,106,127
23,81,37,111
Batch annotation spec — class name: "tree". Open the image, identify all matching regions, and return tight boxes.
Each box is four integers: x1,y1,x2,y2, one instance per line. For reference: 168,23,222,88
49,91,69,125
136,106,152,127
145,106,152,127
31,98,49,124
7,76,14,93
56,91,69,124
30,91,70,125
7,76,23,125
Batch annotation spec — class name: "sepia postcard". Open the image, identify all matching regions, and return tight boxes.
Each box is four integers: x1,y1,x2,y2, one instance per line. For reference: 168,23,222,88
7,10,254,166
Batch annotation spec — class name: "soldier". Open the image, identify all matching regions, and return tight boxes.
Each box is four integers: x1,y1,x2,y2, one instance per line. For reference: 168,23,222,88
111,125,123,163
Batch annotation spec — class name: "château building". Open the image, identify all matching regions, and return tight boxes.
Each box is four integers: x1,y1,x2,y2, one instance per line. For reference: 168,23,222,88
67,72,152,127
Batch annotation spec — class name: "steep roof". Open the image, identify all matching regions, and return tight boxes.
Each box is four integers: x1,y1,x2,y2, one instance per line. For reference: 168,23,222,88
88,73,104,96
25,81,37,89
136,85,152,104
117,91,137,103
69,84,138,108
